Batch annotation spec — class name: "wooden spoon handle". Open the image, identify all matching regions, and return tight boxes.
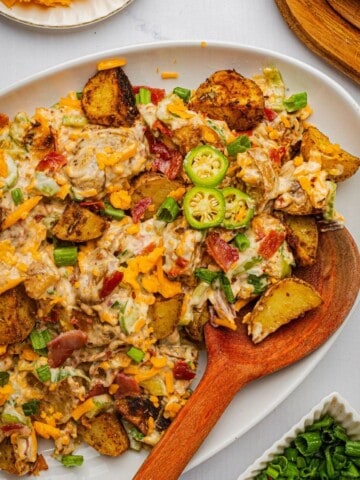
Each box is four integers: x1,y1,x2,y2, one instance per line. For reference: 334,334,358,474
133,363,250,480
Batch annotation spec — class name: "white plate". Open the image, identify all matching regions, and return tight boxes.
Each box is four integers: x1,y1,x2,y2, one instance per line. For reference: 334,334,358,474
0,0,134,29
0,41,359,480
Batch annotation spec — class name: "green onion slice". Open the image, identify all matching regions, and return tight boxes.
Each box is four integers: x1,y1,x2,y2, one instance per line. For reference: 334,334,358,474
36,365,51,382
135,87,151,105
101,202,125,220
11,188,24,205
194,268,220,284
219,273,235,304
226,135,251,156
173,86,191,103
60,455,84,468
22,400,40,416
127,346,145,363
235,233,250,251
283,92,307,112
0,371,10,387
30,329,51,351
53,246,78,267
156,197,180,223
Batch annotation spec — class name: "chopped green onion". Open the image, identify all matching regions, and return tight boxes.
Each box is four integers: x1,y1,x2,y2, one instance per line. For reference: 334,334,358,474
194,268,220,284
156,197,180,223
346,441,360,457
127,346,145,363
173,86,191,103
0,371,10,387
135,87,151,105
22,400,40,416
235,233,250,251
219,274,235,304
283,92,307,112
36,365,51,382
30,329,51,351
226,135,251,156
76,91,83,100
11,188,24,205
101,202,125,220
62,115,88,128
248,273,268,294
53,246,78,267
60,455,84,468
295,431,322,456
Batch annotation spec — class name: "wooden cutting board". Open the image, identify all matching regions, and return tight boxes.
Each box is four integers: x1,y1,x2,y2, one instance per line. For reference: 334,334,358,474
274,0,360,84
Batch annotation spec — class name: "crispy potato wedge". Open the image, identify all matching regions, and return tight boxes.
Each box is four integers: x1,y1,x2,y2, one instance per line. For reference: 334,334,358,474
150,295,183,340
78,412,129,456
130,173,184,220
52,202,107,242
81,67,139,128
185,306,209,345
0,284,36,345
115,395,159,435
189,69,265,131
284,215,319,267
301,126,360,182
243,277,323,343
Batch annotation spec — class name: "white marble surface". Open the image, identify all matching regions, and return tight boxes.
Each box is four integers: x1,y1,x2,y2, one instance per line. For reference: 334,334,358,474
0,1,359,480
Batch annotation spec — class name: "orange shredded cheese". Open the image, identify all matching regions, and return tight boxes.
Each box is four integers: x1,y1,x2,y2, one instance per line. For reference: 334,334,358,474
33,421,61,440
0,277,25,295
1,195,42,230
0,345,7,356
161,71,179,79
0,150,8,178
110,189,132,210
71,398,95,421
0,384,13,406
97,58,127,71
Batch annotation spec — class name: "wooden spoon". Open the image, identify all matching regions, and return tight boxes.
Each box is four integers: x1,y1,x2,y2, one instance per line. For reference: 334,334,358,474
134,228,360,480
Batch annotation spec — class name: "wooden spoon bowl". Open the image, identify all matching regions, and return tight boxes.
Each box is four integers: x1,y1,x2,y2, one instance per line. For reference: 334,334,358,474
134,228,359,480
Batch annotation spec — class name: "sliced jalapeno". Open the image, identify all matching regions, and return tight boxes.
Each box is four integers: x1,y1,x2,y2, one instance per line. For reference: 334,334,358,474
222,187,255,229
183,144,229,187
183,186,225,229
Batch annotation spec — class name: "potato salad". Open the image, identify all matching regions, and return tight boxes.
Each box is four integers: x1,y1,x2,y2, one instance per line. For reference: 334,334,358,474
0,61,358,476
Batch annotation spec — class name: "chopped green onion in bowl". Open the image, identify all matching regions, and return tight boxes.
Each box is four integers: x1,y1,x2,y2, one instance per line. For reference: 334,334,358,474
238,393,360,480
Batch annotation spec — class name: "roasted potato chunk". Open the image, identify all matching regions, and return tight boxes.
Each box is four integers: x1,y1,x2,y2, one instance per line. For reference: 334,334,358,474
81,67,139,127
0,284,36,344
284,215,319,267
130,173,184,220
52,202,107,242
189,69,265,130
185,306,209,345
115,395,159,435
150,295,183,340
301,126,360,182
243,277,323,343
78,412,129,456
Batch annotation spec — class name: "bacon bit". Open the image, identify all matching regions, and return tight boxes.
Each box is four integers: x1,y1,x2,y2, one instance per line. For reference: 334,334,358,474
30,454,49,476
133,86,166,105
173,361,195,380
1,423,30,436
205,231,239,272
139,242,156,256
36,151,67,173
153,119,173,137
0,113,9,128
85,383,108,400
34,214,45,223
167,257,189,278
47,330,87,368
258,230,286,259
269,146,286,166
145,129,183,180
100,271,123,299
113,373,141,398
264,107,278,122
79,200,105,212
43,308,60,324
131,197,152,223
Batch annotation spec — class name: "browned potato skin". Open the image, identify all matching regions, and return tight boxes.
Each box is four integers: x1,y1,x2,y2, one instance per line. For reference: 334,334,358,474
284,215,319,267
0,284,36,345
189,69,265,131
78,412,129,456
115,395,159,435
52,202,107,242
130,173,184,220
150,295,183,340
243,277,323,343
185,306,209,346
81,67,139,128
301,126,360,182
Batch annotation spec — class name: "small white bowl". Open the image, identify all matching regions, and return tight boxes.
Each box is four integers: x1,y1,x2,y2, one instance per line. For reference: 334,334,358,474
238,392,360,480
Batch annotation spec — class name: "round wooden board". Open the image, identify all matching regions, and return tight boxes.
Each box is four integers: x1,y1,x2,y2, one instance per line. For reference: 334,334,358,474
274,0,360,84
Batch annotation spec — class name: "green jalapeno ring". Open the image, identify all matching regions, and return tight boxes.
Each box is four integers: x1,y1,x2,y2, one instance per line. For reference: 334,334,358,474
183,186,225,230
222,187,255,229
183,144,229,187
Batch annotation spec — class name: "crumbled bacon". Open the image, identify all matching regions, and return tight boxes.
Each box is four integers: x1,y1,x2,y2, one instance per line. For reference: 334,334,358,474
100,271,123,299
258,230,286,259
145,129,183,180
113,373,141,398
173,361,195,380
36,151,67,172
205,231,239,272
131,197,152,223
47,330,87,368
